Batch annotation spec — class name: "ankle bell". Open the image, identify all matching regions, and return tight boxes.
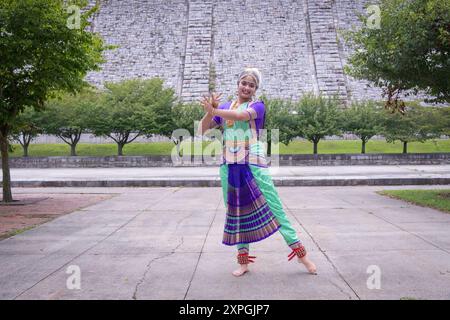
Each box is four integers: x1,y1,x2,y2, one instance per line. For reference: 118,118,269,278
287,245,307,261
237,253,256,265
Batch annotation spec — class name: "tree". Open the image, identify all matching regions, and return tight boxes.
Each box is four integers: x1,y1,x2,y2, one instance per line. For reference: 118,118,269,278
0,0,106,202
381,104,443,153
437,107,450,137
343,0,450,111
295,93,343,154
41,89,101,156
264,97,299,156
341,100,384,153
89,78,175,156
9,106,43,157
171,102,203,156
147,80,177,139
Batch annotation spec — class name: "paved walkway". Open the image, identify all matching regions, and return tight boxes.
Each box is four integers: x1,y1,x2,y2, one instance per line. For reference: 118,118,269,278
6,165,450,187
1,185,450,300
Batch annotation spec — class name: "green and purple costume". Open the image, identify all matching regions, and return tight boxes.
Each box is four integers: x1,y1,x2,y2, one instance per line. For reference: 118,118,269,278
213,100,306,263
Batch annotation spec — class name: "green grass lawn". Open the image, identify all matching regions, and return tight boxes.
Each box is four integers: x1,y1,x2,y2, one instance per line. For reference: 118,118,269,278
9,138,450,157
377,189,450,214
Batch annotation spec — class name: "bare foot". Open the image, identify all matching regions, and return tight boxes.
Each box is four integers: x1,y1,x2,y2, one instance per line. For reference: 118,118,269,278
232,264,249,277
299,256,317,274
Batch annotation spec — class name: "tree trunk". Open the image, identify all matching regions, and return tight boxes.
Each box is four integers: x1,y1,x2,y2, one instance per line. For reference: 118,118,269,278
403,141,407,154
23,144,29,157
361,139,366,154
22,133,31,157
0,127,13,202
118,143,124,156
70,144,77,156
313,141,318,154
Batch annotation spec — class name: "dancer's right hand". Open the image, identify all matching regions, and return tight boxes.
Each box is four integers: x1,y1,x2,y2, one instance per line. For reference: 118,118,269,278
210,92,222,109
200,95,214,115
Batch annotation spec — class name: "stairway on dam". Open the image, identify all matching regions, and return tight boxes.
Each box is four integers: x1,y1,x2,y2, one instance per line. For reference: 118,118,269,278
85,0,380,104
180,0,214,101
307,0,349,101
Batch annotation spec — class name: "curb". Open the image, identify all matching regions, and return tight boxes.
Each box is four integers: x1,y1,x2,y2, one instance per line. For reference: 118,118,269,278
8,177,450,187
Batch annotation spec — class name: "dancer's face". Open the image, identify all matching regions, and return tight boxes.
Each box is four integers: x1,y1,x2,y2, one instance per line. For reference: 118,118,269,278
238,75,257,101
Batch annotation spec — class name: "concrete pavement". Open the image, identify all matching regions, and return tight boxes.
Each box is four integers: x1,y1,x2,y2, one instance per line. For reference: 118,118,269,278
1,185,450,300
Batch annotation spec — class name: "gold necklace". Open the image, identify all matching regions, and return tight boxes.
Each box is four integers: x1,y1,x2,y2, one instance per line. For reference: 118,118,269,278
226,100,253,127
226,100,240,127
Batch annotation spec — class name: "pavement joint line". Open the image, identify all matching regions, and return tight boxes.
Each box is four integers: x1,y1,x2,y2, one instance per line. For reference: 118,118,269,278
283,201,361,300
336,192,450,255
307,248,450,253
350,204,450,256
326,278,355,300
132,237,184,300
174,211,199,233
12,187,181,299
82,251,203,256
183,199,221,300
0,248,446,257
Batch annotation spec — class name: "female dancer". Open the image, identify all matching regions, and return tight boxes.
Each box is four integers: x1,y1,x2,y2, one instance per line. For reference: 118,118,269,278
198,67,317,277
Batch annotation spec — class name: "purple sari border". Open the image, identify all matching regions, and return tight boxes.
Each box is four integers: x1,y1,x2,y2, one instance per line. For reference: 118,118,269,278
222,224,281,246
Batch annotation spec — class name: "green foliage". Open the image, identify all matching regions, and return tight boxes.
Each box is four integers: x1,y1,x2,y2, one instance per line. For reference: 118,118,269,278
343,0,450,105
42,88,102,155
294,93,343,154
341,100,384,139
341,100,385,153
0,0,107,125
265,97,298,147
9,106,43,156
381,103,444,153
171,102,204,156
251,94,300,155
0,0,108,201
172,102,204,137
147,80,177,137
436,107,450,136
88,78,176,155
